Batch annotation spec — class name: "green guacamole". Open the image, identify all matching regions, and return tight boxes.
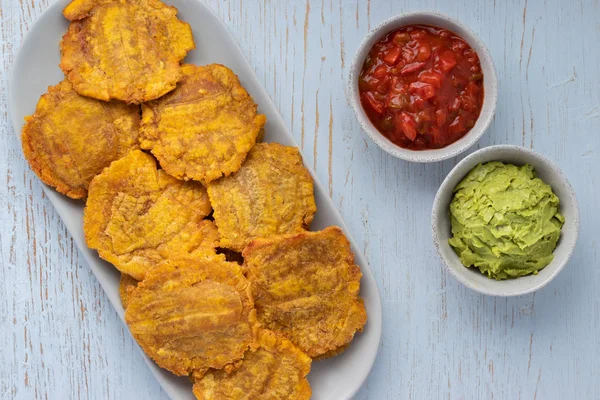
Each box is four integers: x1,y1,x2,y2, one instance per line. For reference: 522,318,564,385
448,162,564,280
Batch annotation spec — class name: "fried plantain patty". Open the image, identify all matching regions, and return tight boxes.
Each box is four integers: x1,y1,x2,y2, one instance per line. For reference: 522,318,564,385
21,80,140,199
61,0,194,103
140,64,266,184
207,143,316,252
243,227,367,358
84,150,217,280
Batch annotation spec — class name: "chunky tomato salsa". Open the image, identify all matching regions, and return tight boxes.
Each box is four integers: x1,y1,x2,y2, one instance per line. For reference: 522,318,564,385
358,25,484,150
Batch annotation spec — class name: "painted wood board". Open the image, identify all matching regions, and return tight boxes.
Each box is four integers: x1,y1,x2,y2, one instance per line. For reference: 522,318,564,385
1,0,598,398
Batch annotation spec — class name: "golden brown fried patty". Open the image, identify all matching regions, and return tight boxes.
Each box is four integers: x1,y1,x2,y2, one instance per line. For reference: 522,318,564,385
192,329,311,400
61,0,194,103
207,143,316,252
243,227,367,358
21,80,140,199
119,273,139,309
84,150,217,281
140,64,266,184
125,256,258,376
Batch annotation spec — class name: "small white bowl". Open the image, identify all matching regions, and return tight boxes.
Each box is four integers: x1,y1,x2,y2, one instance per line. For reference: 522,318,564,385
431,145,580,296
348,11,498,163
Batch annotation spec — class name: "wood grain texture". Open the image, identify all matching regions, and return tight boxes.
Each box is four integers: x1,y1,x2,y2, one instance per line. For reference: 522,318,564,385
2,0,599,399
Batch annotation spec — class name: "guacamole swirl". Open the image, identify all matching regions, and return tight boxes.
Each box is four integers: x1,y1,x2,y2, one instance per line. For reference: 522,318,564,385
448,162,564,280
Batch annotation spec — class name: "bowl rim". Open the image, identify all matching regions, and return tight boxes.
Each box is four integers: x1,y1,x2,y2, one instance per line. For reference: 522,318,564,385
347,10,498,163
431,144,580,296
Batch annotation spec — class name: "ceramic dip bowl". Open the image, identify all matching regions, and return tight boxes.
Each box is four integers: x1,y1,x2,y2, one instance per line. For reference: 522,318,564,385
431,145,579,296
348,11,498,163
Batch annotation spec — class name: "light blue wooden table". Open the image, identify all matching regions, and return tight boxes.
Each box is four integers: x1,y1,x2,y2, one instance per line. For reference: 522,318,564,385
1,0,598,398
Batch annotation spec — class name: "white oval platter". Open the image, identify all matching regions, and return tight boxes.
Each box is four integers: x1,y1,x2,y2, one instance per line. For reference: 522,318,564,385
8,1,383,399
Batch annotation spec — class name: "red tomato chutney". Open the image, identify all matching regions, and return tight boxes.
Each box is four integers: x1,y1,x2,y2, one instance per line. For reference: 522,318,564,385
358,25,484,150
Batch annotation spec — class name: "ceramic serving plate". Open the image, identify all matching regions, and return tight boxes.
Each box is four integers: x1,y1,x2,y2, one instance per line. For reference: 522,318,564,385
9,1,383,398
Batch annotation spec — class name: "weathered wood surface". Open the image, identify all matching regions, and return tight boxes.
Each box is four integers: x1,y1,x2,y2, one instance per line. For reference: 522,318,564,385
1,0,599,399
